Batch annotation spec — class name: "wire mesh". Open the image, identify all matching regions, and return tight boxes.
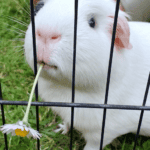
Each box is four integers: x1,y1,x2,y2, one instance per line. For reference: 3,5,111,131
0,0,150,150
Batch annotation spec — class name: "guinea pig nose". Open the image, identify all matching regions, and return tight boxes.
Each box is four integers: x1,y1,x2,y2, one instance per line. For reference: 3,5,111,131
36,28,61,43
36,28,61,65
51,34,61,42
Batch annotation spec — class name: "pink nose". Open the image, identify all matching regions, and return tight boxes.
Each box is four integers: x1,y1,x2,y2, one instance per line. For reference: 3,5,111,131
36,28,61,64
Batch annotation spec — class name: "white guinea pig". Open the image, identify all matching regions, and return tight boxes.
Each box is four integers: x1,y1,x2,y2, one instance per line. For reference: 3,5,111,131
120,0,150,22
24,0,150,149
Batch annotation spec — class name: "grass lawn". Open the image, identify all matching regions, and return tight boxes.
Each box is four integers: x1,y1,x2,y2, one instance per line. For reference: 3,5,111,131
0,0,150,149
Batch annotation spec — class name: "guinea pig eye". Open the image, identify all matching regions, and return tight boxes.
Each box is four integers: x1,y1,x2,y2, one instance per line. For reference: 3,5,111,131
88,17,96,28
34,1,44,16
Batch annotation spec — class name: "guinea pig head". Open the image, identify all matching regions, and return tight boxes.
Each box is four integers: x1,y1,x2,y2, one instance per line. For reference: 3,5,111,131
24,0,132,89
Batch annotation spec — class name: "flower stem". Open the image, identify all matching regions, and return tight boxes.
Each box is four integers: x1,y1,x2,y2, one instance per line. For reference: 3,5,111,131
23,64,43,124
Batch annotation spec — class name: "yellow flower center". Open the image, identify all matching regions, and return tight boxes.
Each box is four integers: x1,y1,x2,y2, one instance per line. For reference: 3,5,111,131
15,128,29,137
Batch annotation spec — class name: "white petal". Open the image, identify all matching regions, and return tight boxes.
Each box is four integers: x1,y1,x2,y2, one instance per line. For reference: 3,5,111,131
2,129,13,134
2,128,12,133
1,125,14,133
11,125,21,130
0,121,42,139
24,126,29,132
26,133,30,138
29,128,41,139
13,126,23,132
1,124,14,130
11,130,16,136
16,121,23,126
29,129,37,138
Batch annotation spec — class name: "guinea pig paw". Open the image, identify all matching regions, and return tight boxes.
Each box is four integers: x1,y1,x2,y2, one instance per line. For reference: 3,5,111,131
54,123,68,134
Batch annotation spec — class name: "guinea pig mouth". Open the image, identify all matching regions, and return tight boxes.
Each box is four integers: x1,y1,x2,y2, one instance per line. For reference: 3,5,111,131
38,61,58,69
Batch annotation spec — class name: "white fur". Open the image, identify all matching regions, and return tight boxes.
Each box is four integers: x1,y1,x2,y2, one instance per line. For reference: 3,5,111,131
24,0,150,149
121,0,150,22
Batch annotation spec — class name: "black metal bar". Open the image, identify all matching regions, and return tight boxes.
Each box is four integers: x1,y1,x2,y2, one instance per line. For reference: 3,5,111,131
0,82,8,150
1,100,150,110
100,0,121,149
70,0,78,149
30,0,40,149
133,73,150,150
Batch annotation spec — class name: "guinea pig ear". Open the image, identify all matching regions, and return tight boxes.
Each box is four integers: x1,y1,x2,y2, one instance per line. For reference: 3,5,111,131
114,0,125,11
108,16,133,50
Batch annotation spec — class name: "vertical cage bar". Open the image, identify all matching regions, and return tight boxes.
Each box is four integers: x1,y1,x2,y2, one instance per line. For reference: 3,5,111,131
30,0,40,149
100,0,120,149
133,73,150,150
0,82,8,150
70,0,78,149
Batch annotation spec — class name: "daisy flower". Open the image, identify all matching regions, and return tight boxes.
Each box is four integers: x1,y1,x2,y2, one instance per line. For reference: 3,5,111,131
0,121,41,139
0,64,43,139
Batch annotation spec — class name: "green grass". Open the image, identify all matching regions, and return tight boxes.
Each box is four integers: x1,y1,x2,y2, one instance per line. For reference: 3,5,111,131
0,0,150,149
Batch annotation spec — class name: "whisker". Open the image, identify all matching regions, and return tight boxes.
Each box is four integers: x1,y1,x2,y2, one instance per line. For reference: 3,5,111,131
14,48,24,53
21,6,31,17
10,38,24,42
2,15,28,27
9,38,24,42
24,0,31,12
4,28,25,36
12,0,31,17
3,23,26,33
18,32,25,37
9,45,23,48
